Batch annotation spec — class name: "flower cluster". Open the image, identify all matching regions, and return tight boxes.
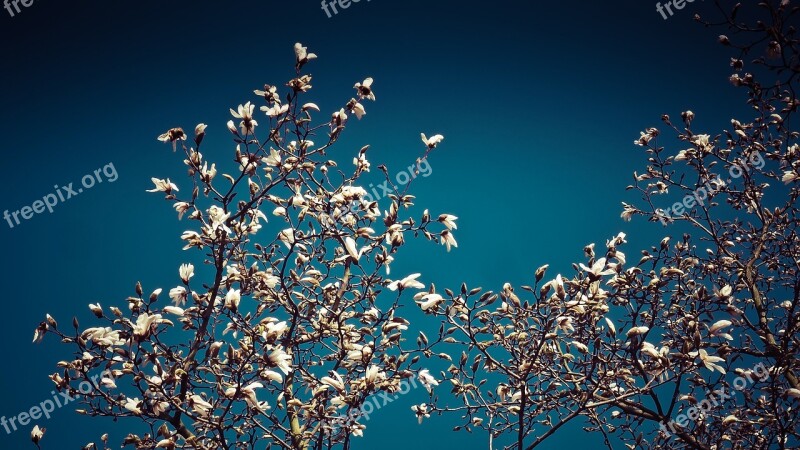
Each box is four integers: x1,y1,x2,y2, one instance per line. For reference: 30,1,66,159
34,43,455,450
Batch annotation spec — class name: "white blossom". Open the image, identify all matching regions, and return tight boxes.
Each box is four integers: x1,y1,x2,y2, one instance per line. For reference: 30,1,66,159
179,263,194,283
417,369,439,393
146,178,178,193
387,273,425,291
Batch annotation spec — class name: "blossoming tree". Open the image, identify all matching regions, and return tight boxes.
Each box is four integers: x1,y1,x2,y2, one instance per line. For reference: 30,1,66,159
419,1,800,449
33,1,800,450
33,43,456,450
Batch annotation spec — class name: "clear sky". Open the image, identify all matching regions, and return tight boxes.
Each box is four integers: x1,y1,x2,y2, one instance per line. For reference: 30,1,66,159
0,1,750,449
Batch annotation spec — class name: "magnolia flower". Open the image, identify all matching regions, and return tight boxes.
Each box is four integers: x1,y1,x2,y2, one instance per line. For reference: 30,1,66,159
146,178,179,193
88,303,103,318
162,306,185,316
543,274,566,300
421,133,444,149
123,397,143,415
169,286,187,306
350,102,366,120
262,320,288,341
262,103,289,118
180,231,203,252
343,423,364,438
226,119,238,135
346,343,373,362
225,289,241,312
260,270,280,289
263,148,281,167
364,365,386,384
83,327,125,347
418,369,439,393
200,162,217,182
255,85,278,101
353,153,371,172
173,202,191,220
415,293,444,312
261,370,283,384
386,224,405,246
207,341,224,361
294,42,317,69
619,202,637,221
101,376,117,389
344,236,366,262
147,375,163,388
157,127,186,151
786,388,800,399
278,228,295,248
225,382,269,413
722,415,740,426
411,403,430,424
556,316,575,334
610,249,626,265
151,400,170,417
354,77,375,101
31,425,44,445
690,348,726,374
189,394,214,417
179,263,194,283
132,313,163,339
362,307,381,323
331,108,348,128
579,258,616,279
440,230,458,252
438,214,458,230
640,341,669,360
708,320,733,340
230,102,258,135
783,170,798,184
269,347,293,374
387,273,425,291
626,326,650,338
381,255,395,275
571,341,590,354
716,284,733,299
207,205,231,235
321,372,346,392
692,134,712,151
155,439,176,449
383,317,409,333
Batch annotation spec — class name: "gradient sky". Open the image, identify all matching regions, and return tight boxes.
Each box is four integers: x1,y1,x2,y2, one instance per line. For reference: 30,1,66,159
0,1,751,449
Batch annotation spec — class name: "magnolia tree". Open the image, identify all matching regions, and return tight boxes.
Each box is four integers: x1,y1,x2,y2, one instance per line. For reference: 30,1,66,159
33,43,458,450
418,1,800,449
31,2,800,450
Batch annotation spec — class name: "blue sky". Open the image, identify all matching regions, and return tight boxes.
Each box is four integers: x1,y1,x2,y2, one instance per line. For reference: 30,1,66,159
0,1,750,449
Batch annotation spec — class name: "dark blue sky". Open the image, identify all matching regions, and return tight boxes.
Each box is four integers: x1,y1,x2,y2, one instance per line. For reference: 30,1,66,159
0,1,749,449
